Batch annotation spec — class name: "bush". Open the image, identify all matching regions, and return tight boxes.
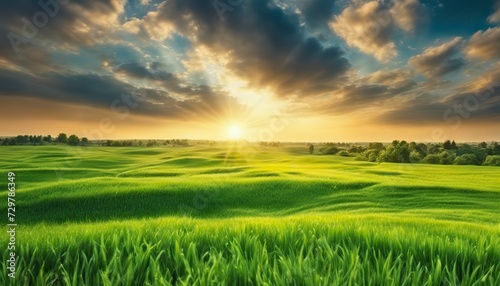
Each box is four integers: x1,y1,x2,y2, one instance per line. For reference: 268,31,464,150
423,154,440,164
483,155,500,166
322,146,339,154
338,150,349,157
453,154,478,165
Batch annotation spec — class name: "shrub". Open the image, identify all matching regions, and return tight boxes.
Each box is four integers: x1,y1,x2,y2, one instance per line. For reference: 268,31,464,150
322,146,339,154
483,155,500,166
338,150,349,157
453,154,478,165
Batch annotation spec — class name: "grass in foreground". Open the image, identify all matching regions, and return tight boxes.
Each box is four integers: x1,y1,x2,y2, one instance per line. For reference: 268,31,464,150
2,216,500,285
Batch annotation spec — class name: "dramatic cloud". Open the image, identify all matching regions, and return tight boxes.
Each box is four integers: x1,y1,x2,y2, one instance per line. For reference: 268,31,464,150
389,0,428,33
1,0,125,53
466,27,500,60
0,68,242,120
409,37,466,78
129,0,351,97
330,1,396,62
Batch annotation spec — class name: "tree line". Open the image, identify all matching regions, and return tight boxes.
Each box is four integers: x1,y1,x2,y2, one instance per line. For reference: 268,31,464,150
0,133,88,146
0,134,194,147
319,140,500,166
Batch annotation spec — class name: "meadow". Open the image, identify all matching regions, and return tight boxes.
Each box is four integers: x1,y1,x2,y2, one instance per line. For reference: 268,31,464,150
1,143,499,285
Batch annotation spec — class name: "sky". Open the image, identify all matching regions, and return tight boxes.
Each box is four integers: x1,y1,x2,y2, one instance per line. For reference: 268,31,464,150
0,0,499,142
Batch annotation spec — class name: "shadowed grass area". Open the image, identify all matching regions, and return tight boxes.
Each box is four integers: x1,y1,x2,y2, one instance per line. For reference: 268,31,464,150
0,144,499,285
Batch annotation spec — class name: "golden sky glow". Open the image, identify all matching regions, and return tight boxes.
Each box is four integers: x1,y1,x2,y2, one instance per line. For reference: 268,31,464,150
0,0,499,141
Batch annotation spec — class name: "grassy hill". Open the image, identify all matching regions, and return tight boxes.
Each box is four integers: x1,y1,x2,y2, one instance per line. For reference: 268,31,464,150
1,144,499,285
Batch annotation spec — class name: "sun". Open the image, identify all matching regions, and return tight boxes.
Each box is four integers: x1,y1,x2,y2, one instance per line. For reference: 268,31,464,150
227,125,242,139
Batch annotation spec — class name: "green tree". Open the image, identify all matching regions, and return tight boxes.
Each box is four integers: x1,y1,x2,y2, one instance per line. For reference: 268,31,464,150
81,137,89,146
451,140,457,149
443,140,452,150
67,134,80,146
453,154,477,165
410,151,422,163
423,154,441,164
439,151,456,165
483,155,500,166
57,133,68,143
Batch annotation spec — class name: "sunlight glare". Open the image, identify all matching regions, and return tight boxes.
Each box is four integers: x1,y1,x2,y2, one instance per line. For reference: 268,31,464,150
227,125,242,139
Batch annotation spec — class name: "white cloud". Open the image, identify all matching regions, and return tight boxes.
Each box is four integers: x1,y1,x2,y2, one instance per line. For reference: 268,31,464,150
329,1,397,62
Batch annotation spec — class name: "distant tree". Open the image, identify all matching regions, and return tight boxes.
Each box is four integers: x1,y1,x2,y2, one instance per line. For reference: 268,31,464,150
81,137,89,146
428,144,441,155
410,151,422,163
483,155,500,166
16,135,25,144
67,134,80,146
57,133,68,143
309,144,314,154
378,140,410,163
423,154,440,164
43,135,52,142
368,142,385,151
493,142,500,155
443,140,452,150
453,154,478,165
478,141,488,149
451,140,457,149
438,151,456,165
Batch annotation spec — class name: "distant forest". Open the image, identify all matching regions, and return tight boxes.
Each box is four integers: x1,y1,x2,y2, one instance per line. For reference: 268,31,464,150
1,134,499,166
318,140,500,166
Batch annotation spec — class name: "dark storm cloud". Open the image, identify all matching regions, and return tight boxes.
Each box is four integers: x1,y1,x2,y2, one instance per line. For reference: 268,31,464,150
145,0,350,97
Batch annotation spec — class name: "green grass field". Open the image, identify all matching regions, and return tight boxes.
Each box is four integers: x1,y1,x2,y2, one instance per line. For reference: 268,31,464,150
1,144,499,285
